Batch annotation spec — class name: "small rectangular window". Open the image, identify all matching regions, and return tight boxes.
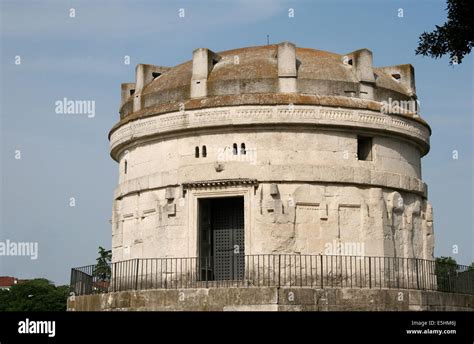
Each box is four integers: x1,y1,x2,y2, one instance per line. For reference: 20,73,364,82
357,136,373,161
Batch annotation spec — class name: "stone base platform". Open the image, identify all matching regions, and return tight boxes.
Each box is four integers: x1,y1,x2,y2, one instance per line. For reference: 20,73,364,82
68,287,474,311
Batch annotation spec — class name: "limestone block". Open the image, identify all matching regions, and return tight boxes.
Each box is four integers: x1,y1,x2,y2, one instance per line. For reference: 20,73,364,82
162,170,178,186
121,83,136,106
400,175,411,190
135,64,170,91
164,203,176,217
312,166,334,181
425,202,433,222
346,48,376,83
378,64,416,96
135,175,150,191
277,42,297,77
371,170,387,186
353,167,371,184
112,232,123,249
191,48,221,98
334,166,354,183
385,172,401,189
279,78,297,93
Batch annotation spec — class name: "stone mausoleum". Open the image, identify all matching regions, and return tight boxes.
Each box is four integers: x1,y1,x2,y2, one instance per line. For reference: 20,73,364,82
109,42,434,272
68,43,474,311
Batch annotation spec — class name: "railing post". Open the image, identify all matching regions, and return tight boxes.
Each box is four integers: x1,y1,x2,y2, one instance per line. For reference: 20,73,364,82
320,254,323,289
135,259,140,290
205,256,209,288
368,257,372,289
113,263,116,292
415,258,420,290
70,269,75,295
468,266,472,294
277,254,281,288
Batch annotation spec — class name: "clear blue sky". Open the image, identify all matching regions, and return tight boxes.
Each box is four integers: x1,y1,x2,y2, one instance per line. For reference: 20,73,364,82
1,0,472,285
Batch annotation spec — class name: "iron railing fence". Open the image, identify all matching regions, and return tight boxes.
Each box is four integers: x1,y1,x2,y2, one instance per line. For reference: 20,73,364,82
70,254,474,296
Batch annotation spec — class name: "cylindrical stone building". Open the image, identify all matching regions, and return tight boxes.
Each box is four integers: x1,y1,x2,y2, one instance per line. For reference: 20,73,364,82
109,43,434,280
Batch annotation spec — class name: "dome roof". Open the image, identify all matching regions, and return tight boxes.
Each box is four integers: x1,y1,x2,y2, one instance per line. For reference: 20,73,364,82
142,45,407,95
113,43,426,135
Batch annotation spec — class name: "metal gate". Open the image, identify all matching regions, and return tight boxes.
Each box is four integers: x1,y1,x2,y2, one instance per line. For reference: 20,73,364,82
212,198,245,280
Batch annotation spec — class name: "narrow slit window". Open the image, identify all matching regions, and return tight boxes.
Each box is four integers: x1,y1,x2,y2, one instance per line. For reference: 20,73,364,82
233,143,238,155
195,146,200,158
240,143,246,155
357,136,373,161
202,145,207,157
124,160,128,174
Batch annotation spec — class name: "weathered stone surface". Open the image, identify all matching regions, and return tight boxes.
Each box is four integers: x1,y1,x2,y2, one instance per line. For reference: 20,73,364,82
103,44,437,312
114,45,426,126
68,288,474,312
109,112,433,262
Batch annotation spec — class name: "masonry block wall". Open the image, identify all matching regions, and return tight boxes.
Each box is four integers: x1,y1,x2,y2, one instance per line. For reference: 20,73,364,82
109,43,433,263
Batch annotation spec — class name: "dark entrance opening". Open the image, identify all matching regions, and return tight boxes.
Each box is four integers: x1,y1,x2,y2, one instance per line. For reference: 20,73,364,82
198,197,245,281
357,136,373,161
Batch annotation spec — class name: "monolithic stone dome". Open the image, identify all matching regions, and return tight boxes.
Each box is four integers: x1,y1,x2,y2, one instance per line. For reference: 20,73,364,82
109,42,433,267
111,43,428,151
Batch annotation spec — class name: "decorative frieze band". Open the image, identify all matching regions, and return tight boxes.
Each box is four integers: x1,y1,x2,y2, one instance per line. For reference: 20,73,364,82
183,178,259,190
110,105,430,159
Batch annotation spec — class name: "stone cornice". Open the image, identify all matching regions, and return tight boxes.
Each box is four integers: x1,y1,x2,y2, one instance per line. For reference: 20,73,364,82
113,94,429,135
114,166,427,200
110,104,430,161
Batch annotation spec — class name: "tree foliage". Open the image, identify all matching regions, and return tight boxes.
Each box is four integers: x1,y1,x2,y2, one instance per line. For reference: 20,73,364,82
415,0,473,64
435,256,462,292
0,279,69,311
92,246,112,281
